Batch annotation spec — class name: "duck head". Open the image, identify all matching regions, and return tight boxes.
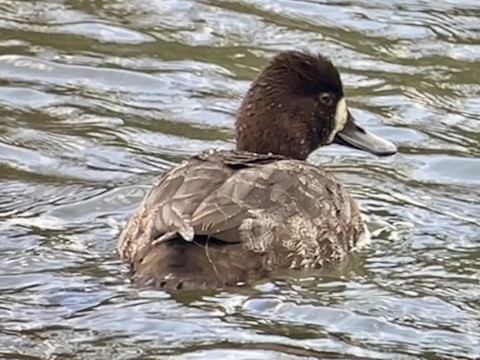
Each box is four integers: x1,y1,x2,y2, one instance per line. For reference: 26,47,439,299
235,51,397,160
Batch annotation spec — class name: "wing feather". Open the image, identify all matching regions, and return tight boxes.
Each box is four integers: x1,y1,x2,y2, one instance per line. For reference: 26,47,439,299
118,150,357,263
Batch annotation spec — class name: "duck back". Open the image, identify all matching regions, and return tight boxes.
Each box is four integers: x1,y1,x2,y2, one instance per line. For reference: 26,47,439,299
118,150,367,290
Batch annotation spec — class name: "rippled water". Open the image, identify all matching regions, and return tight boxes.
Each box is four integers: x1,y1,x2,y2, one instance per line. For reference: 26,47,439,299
0,0,479,359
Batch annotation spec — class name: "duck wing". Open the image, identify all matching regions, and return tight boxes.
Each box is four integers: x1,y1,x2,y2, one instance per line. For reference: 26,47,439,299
118,149,366,270
118,150,288,262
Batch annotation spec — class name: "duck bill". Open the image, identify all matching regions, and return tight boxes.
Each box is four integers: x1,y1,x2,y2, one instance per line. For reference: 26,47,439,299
333,111,397,156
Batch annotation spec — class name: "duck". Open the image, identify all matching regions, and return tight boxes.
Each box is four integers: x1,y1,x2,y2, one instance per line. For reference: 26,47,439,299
118,50,397,290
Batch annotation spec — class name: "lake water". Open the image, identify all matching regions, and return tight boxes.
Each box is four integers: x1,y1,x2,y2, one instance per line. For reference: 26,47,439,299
0,0,479,359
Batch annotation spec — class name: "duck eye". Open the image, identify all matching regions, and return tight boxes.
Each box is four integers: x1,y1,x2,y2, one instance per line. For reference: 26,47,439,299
319,92,333,106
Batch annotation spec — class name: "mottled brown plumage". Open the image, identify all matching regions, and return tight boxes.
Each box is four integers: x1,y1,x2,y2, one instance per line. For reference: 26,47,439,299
118,50,397,290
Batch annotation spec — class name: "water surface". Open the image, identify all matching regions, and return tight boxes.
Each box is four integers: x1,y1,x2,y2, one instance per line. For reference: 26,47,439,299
0,0,479,359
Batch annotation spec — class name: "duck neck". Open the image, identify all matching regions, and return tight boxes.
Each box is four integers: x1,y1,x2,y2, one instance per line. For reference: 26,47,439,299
235,116,316,161
235,100,327,160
